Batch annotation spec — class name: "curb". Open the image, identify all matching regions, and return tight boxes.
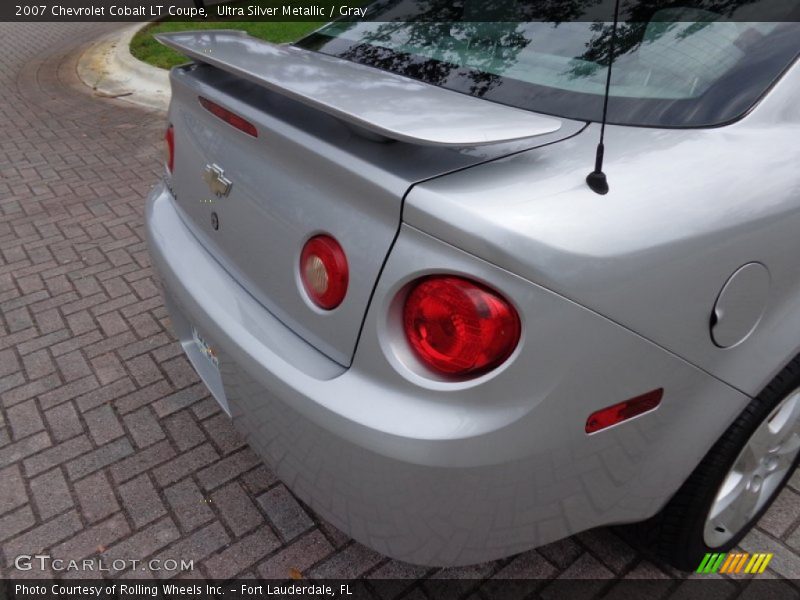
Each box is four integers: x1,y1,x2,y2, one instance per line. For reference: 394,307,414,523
77,22,170,113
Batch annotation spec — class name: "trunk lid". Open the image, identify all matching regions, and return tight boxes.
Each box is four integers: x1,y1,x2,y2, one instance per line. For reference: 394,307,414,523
161,32,585,366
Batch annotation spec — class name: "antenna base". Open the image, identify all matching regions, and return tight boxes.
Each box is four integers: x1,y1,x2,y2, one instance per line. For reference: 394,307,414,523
586,171,609,195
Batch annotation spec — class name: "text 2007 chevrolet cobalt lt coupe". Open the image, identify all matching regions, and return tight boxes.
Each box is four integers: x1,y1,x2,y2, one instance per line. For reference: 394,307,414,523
145,0,800,569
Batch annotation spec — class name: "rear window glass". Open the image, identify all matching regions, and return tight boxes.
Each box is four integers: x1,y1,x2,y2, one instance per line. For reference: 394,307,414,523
295,1,800,127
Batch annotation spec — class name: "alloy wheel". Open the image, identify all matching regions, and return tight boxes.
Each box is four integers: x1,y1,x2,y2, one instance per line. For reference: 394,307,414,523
703,387,800,547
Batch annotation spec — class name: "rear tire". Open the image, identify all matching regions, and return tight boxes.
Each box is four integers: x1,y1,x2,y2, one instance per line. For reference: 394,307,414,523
632,356,800,571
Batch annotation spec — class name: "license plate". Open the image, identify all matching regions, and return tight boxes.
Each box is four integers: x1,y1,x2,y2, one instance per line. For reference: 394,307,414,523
192,326,219,369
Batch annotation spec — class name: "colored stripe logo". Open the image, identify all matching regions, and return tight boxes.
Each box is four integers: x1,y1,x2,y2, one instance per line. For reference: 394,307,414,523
696,553,773,574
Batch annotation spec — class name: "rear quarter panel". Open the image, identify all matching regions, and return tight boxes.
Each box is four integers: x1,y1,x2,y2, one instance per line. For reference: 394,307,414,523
404,61,800,398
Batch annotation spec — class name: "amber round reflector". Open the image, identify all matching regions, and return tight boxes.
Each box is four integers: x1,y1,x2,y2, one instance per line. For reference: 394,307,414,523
300,235,349,310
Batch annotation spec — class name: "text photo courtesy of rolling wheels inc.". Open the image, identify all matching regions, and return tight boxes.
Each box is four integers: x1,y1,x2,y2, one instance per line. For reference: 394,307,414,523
2,1,800,599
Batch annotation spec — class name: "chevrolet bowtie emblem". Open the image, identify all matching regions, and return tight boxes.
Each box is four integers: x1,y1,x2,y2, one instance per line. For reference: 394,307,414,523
202,164,232,198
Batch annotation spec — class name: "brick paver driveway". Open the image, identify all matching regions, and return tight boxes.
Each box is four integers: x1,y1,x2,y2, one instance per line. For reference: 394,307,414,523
1,22,800,590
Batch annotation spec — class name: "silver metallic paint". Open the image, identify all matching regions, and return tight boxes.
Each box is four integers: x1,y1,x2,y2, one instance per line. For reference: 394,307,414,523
156,31,563,146
146,32,800,565
147,187,749,564
405,60,800,397
711,262,771,349
166,62,583,366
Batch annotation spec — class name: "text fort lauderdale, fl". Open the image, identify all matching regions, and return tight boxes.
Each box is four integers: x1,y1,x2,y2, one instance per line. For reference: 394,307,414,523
16,584,354,597
217,4,368,17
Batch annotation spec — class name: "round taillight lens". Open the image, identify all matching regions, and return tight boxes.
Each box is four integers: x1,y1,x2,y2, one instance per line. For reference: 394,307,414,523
403,276,521,377
164,124,175,174
300,235,349,310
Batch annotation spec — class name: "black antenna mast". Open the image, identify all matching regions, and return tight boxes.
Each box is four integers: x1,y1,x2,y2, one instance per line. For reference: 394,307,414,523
586,0,622,195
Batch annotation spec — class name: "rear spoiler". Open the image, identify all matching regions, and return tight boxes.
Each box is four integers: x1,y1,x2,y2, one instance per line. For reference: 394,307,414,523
155,30,562,147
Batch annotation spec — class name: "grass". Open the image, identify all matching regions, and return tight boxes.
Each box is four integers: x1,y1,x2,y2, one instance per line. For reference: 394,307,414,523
129,0,344,70
130,0,371,69
130,20,323,69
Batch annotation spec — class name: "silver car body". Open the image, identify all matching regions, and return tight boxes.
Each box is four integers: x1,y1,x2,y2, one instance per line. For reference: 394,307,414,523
146,28,800,565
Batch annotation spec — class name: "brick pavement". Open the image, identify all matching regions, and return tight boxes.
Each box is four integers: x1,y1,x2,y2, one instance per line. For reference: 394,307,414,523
1,22,799,592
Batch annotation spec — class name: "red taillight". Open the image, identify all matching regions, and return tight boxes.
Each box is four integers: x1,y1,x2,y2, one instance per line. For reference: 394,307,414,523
402,276,521,377
164,124,175,174
585,389,664,434
199,97,258,137
300,235,349,310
